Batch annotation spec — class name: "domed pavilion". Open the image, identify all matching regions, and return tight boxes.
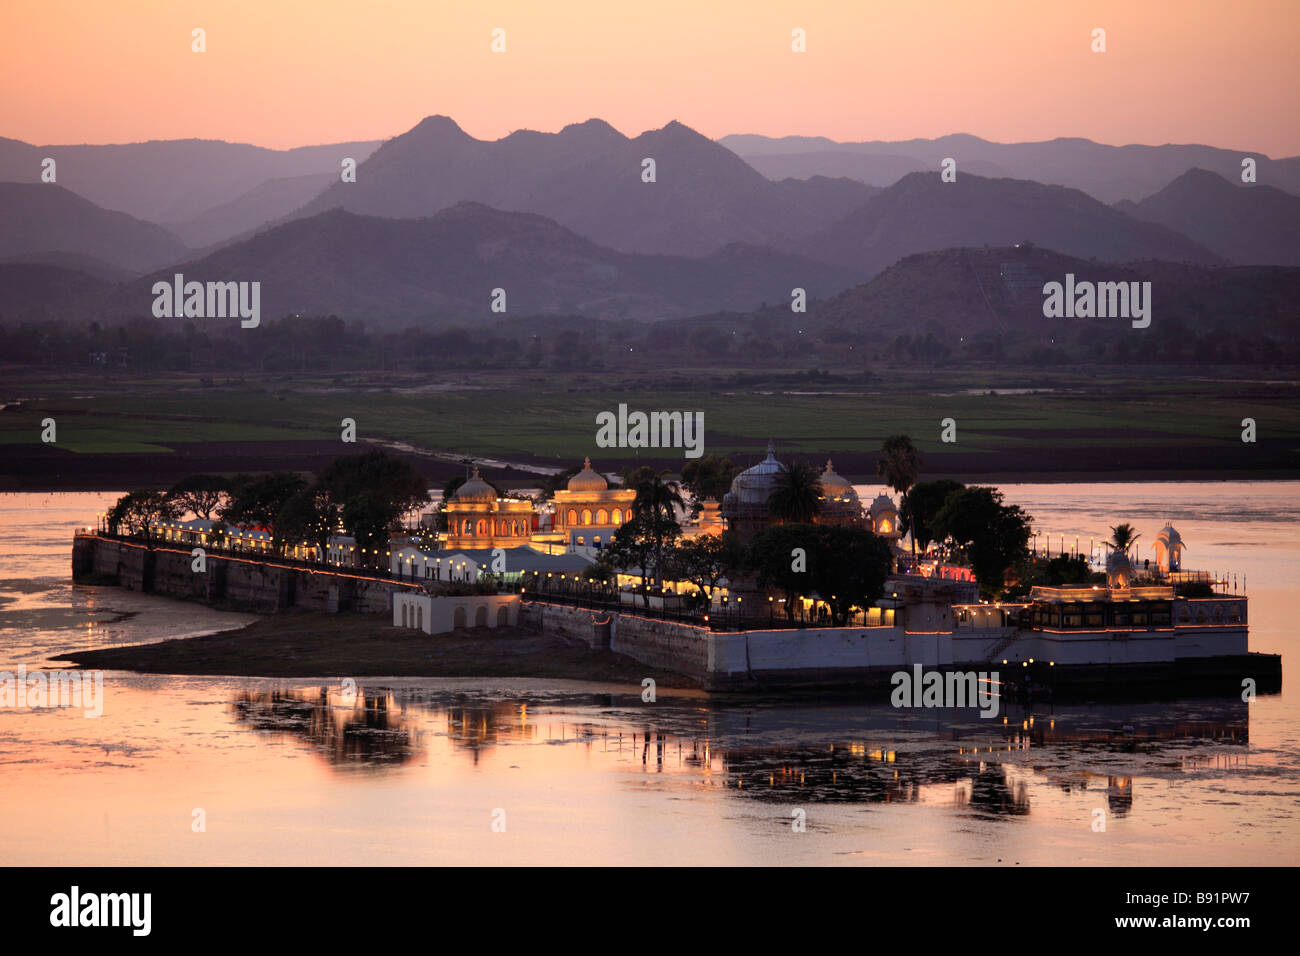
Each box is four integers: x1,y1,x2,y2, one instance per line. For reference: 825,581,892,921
443,466,535,550
551,457,635,549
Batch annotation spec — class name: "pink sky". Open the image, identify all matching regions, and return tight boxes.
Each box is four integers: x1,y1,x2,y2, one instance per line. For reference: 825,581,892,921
3,0,1298,155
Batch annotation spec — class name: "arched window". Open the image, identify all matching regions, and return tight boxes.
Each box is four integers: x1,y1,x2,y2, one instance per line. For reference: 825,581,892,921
612,509,623,524
567,509,578,526
597,509,608,524
476,519,487,536
582,509,592,525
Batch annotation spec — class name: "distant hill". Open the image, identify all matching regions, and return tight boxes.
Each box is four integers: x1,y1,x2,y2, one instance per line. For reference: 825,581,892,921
0,250,135,282
721,132,1300,203
95,202,859,322
794,172,1222,279
0,183,188,273
165,171,337,247
0,135,381,234
812,244,1300,342
0,262,112,318
291,116,877,256
1115,168,1300,266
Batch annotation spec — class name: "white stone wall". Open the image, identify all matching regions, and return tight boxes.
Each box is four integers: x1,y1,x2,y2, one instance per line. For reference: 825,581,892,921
393,593,519,635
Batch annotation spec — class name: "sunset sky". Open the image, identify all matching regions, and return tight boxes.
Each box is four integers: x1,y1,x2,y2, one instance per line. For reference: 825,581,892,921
4,0,1298,155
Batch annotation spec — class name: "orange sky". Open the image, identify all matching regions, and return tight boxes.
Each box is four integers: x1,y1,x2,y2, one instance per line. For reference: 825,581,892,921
3,0,1298,155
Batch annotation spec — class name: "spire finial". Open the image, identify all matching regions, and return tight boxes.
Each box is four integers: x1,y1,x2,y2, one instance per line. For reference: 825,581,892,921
583,456,592,470
766,439,776,459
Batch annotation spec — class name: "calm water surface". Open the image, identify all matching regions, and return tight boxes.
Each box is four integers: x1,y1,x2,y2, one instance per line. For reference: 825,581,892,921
1,485,1297,865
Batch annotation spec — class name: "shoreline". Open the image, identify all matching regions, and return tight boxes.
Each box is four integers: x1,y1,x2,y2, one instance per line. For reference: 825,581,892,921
59,609,698,686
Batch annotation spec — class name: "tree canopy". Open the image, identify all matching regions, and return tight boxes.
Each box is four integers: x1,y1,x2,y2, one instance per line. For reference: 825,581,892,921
768,459,822,524
901,479,964,552
932,486,1033,598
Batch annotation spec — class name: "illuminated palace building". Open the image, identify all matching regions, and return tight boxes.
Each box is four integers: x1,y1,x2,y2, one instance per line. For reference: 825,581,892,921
550,457,636,549
441,467,536,550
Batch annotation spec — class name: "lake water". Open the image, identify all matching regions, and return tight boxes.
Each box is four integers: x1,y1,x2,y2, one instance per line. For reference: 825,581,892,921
1,485,1297,865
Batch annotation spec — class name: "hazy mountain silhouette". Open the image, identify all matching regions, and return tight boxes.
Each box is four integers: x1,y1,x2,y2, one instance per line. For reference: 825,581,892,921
166,171,337,247
292,116,877,255
795,172,1222,279
813,244,1299,340
0,250,135,282
1115,168,1300,266
0,136,381,227
721,132,1300,203
0,184,188,273
96,202,859,322
0,262,113,317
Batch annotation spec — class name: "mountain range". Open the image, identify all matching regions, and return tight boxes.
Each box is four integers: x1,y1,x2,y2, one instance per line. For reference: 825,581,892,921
1115,168,1300,266
722,132,1300,204
291,116,878,257
811,245,1300,341
89,202,858,322
0,135,382,240
2,117,1299,326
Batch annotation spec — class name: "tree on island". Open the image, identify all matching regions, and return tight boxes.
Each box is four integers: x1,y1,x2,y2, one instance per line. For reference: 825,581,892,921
166,474,229,521
768,459,823,524
1107,523,1140,554
319,450,430,562
220,472,308,529
273,483,340,557
603,511,681,608
901,479,965,553
746,524,818,619
745,523,893,625
680,455,738,515
107,490,179,542
807,525,895,627
625,468,685,590
663,533,743,610
931,486,1033,599
878,435,923,568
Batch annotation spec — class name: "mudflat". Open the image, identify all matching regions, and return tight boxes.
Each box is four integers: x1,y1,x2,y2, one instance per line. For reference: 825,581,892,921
60,610,693,685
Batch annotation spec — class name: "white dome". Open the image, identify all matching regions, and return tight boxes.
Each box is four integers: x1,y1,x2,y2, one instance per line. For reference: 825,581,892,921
566,457,609,493
819,460,857,500
455,466,495,502
727,442,787,505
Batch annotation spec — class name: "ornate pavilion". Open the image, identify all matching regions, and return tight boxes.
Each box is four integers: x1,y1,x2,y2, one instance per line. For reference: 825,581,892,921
549,457,636,549
442,466,536,550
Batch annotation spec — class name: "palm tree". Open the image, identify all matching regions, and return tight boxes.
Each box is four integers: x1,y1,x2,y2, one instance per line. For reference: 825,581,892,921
1108,523,1140,554
768,460,822,523
878,435,923,569
630,470,685,589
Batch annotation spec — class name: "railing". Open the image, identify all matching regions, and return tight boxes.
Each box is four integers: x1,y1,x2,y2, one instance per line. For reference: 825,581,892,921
521,581,894,633
89,528,403,582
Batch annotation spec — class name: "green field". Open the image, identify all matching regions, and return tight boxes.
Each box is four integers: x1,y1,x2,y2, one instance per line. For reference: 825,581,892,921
3,366,1298,480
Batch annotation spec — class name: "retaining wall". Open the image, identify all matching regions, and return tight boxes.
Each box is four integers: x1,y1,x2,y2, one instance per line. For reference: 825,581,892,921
73,533,407,614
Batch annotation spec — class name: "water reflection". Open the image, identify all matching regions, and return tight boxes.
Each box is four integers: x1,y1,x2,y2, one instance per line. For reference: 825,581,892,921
225,685,1253,823
230,687,419,769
